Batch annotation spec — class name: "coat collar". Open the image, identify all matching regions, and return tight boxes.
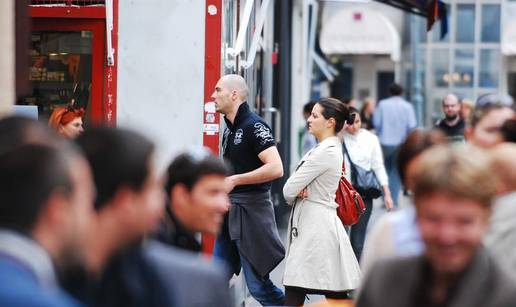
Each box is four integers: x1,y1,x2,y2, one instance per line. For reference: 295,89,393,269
224,102,251,130
0,229,57,287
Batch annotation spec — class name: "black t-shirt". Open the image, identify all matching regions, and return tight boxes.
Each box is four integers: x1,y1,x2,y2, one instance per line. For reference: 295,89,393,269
222,102,276,194
435,118,466,142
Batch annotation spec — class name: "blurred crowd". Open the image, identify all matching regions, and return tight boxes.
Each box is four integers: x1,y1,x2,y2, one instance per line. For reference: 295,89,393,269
0,75,515,307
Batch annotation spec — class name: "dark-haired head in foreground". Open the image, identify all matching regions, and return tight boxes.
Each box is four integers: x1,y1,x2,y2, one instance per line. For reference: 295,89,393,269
0,142,94,272
75,127,165,272
157,148,231,251
0,116,60,155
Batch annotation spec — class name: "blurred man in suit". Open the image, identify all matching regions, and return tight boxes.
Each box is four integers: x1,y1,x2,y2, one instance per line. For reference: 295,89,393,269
69,127,231,307
0,143,95,307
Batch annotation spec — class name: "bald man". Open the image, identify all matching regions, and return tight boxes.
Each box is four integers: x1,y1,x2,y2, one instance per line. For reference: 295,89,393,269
211,74,285,305
435,94,465,142
484,143,516,283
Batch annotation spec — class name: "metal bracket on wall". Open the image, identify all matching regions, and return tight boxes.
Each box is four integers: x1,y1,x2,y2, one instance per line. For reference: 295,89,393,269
105,0,115,66
225,0,272,70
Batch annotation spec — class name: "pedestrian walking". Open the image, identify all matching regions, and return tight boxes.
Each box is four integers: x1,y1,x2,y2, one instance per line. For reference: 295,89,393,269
283,98,361,306
434,94,465,142
343,106,393,261
373,83,416,207
212,74,285,306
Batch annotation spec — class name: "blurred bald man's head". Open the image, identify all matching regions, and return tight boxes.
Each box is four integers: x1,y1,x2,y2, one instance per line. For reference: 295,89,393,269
442,94,461,120
221,74,248,101
490,143,516,194
211,74,249,116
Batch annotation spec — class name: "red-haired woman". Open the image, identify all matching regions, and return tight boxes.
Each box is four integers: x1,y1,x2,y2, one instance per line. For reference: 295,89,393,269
48,107,85,139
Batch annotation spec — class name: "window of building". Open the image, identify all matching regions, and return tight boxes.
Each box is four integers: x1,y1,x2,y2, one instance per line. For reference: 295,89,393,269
456,4,475,43
481,4,501,43
453,48,474,88
421,0,503,126
479,49,500,88
432,49,450,88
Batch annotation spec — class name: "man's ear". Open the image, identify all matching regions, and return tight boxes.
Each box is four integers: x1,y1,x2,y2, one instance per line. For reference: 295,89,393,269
170,184,189,210
39,189,71,232
110,186,135,213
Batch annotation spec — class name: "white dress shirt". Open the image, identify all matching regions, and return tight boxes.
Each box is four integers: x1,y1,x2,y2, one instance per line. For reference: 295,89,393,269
343,128,389,187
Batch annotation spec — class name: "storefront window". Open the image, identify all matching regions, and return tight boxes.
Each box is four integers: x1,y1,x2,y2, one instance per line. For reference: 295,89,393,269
24,31,92,121
481,4,500,43
456,4,475,43
453,49,474,88
432,49,449,88
479,49,499,88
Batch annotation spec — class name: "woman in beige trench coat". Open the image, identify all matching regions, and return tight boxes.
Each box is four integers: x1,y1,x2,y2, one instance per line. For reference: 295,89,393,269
282,98,361,306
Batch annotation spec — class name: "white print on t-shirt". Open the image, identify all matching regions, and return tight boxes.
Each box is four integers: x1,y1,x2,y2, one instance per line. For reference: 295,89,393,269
234,129,244,145
253,123,274,145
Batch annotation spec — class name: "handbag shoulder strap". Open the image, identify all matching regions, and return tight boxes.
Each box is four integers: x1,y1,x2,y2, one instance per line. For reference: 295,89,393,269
342,140,358,173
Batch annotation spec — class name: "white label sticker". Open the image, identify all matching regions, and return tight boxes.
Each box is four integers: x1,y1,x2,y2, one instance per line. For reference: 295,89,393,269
203,124,219,133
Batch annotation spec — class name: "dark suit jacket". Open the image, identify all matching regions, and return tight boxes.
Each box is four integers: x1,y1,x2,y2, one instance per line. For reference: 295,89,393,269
86,240,231,307
0,257,79,307
356,248,516,307
144,241,232,307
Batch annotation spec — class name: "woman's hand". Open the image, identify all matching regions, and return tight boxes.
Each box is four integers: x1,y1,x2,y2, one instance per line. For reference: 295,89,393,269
384,194,394,211
298,188,308,199
382,185,394,211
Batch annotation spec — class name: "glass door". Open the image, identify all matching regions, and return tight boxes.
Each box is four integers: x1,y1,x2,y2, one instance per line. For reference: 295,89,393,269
20,19,105,126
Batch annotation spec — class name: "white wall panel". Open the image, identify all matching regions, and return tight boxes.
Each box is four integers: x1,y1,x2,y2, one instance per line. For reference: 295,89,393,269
118,0,205,171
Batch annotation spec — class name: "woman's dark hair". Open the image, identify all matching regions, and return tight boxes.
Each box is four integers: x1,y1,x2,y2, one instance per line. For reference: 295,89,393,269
316,98,352,133
303,101,316,115
501,118,516,143
76,127,155,210
348,106,359,115
397,129,448,186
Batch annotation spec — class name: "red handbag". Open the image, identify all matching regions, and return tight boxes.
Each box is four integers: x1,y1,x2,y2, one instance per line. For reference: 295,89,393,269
335,163,366,226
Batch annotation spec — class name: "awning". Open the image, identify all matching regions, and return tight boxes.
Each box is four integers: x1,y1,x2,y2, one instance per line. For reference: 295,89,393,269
374,0,429,16
374,0,448,38
502,21,516,56
320,8,401,62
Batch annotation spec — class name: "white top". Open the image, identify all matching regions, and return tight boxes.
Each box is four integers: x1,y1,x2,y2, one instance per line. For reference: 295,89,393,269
343,128,389,186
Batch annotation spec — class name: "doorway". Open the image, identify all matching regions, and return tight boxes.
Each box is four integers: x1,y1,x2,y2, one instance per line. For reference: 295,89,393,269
377,71,395,101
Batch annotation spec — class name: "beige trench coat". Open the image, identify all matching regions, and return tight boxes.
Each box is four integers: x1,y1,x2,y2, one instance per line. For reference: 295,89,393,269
282,136,361,291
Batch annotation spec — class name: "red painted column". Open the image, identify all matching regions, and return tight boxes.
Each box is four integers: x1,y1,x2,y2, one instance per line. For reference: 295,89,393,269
104,0,118,126
202,0,223,254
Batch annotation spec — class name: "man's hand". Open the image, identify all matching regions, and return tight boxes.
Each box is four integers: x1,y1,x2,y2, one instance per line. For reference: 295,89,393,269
225,175,239,192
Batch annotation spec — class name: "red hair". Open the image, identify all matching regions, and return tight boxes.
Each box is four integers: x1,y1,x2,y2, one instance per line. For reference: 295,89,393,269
48,107,85,129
